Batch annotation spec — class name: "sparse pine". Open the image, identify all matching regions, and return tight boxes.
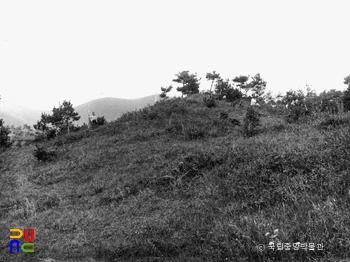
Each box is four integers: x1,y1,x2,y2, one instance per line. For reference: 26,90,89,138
243,106,260,137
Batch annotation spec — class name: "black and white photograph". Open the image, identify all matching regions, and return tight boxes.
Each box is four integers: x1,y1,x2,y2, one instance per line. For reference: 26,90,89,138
1,1,350,261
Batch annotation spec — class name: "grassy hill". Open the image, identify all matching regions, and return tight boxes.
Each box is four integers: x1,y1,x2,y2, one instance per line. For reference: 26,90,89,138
1,95,350,261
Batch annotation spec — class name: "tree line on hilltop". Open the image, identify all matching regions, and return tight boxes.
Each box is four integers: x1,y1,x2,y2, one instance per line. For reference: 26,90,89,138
161,71,267,104
1,72,350,149
161,70,350,114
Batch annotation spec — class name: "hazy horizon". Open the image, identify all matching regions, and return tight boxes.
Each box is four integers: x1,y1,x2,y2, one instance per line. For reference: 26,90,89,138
0,94,161,112
1,0,349,110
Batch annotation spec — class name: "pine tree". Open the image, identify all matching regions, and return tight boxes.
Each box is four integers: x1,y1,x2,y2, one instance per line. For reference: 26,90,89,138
51,100,81,135
173,71,201,97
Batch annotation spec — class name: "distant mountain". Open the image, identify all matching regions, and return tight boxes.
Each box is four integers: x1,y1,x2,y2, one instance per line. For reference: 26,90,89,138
75,95,160,125
0,95,160,127
0,100,43,127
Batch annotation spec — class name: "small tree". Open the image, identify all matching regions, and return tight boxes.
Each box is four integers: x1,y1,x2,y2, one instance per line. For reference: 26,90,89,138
160,85,173,99
233,75,250,96
344,75,350,87
34,100,81,137
263,90,274,106
214,78,242,103
173,71,201,97
0,119,11,149
283,89,311,123
343,75,350,112
243,106,260,137
34,113,52,132
226,88,243,103
33,113,56,140
318,89,343,113
51,100,81,135
250,73,267,103
214,78,231,100
206,71,221,95
0,96,12,149
283,89,305,108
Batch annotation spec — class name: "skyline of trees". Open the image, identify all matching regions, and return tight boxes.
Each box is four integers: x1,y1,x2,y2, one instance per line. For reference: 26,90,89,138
162,71,350,113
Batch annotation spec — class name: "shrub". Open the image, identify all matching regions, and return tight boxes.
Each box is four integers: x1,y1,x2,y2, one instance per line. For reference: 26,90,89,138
343,85,350,112
271,123,285,132
34,128,57,141
90,116,107,127
203,96,217,108
46,129,57,140
33,145,57,162
220,111,228,119
185,124,206,140
242,106,260,137
319,116,350,129
230,118,241,126
0,119,12,149
285,105,309,123
170,151,225,184
80,123,89,130
96,116,107,125
165,117,184,137
34,132,47,142
225,88,242,103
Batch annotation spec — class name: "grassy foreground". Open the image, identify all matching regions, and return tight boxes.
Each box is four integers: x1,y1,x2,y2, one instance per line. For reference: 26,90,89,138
1,95,350,261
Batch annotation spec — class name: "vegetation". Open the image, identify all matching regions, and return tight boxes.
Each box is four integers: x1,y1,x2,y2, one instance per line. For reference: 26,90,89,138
89,116,107,128
343,75,350,112
50,100,81,134
214,78,233,100
206,70,221,95
173,71,201,97
250,73,267,102
1,74,350,261
34,100,81,138
33,144,57,162
203,96,217,108
0,96,12,150
233,75,250,95
242,106,261,137
160,85,173,99
0,119,12,149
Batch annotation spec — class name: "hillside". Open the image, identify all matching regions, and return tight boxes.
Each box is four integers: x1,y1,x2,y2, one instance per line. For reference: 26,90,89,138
74,95,159,125
0,100,43,127
0,95,350,261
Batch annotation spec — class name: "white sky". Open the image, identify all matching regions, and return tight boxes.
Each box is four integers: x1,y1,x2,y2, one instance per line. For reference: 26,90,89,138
0,0,349,110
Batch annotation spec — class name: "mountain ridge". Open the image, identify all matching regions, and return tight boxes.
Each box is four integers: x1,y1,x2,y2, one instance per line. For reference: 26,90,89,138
0,100,43,127
74,94,159,125
0,94,160,127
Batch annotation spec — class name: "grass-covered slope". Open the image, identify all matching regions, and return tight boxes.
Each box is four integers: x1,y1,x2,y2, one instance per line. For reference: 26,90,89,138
1,95,350,261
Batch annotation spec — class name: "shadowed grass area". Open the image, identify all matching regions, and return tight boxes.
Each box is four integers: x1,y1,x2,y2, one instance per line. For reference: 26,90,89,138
1,95,350,261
